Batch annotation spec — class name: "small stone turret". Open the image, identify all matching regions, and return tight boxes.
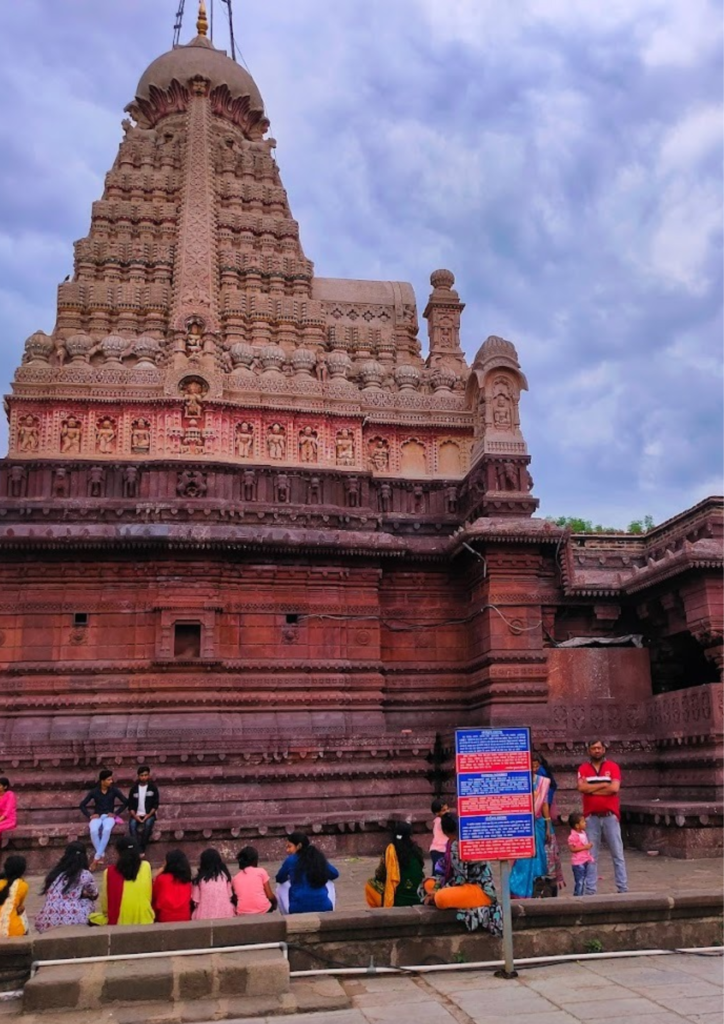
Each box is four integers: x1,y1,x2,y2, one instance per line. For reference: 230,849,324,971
423,269,467,376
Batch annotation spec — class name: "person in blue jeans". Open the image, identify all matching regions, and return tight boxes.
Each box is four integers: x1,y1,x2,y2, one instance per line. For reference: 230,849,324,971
577,739,628,894
275,832,339,913
127,765,160,853
79,770,128,869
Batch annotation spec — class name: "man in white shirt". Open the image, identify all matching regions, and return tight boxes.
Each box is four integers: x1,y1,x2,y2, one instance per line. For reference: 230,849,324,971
127,765,160,852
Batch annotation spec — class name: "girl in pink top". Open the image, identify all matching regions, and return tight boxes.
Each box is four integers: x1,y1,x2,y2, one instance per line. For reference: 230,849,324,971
232,846,277,915
191,848,234,920
429,799,449,874
567,812,595,896
0,779,17,847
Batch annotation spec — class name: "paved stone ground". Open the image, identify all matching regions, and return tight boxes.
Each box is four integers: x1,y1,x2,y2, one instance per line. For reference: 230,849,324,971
196,953,723,1024
19,843,723,927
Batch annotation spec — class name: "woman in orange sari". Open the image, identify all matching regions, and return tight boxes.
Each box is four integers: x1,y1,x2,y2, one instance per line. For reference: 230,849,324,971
423,814,503,934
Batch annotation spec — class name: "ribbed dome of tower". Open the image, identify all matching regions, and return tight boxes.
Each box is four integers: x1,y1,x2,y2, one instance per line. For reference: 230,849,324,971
136,34,264,113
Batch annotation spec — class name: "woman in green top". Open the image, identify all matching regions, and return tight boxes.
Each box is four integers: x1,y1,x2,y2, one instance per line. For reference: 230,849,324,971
365,822,424,907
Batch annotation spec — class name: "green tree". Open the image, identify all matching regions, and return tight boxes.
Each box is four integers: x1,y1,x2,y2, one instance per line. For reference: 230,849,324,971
548,515,655,534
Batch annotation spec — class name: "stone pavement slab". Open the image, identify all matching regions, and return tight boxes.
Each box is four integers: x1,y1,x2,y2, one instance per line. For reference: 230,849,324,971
191,953,722,1024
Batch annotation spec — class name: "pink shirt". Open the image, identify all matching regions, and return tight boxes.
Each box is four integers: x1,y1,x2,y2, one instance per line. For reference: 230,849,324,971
232,866,271,915
568,829,595,866
430,816,447,854
191,876,234,920
0,791,17,831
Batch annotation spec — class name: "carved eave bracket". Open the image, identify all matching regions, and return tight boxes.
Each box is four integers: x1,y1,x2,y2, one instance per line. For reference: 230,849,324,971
209,84,270,139
125,79,191,129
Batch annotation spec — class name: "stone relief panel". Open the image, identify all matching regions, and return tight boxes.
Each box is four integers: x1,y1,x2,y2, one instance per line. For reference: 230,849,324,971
368,437,390,473
298,427,319,464
60,416,83,455
95,417,117,454
267,422,286,460
235,421,255,459
335,429,355,467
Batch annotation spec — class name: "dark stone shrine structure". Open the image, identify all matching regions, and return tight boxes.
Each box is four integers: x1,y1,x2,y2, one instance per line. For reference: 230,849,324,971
1,6,721,862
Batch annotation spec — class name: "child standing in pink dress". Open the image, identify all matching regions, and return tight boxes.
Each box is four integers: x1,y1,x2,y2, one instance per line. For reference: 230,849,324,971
429,799,449,874
568,812,595,896
191,848,234,919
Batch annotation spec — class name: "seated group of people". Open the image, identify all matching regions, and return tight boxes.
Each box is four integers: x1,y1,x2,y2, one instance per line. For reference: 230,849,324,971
365,815,503,935
0,830,340,934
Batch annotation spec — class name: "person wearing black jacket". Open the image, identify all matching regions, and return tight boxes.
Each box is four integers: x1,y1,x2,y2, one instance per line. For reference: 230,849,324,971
127,765,160,852
79,769,128,868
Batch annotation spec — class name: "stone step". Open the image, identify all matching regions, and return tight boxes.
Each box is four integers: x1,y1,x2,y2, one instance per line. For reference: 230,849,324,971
22,947,292,1016
17,970,348,1023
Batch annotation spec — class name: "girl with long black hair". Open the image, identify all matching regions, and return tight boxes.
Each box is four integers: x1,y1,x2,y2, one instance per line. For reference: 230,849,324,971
365,821,425,907
89,836,154,926
275,832,339,914
0,855,28,936
36,842,98,931
191,848,234,919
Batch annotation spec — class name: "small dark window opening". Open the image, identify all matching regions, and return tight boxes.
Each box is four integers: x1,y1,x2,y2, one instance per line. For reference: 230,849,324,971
73,613,89,627
285,613,299,625
174,622,202,659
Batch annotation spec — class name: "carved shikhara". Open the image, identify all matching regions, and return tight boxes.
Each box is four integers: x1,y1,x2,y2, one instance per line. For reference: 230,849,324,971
5,32,533,496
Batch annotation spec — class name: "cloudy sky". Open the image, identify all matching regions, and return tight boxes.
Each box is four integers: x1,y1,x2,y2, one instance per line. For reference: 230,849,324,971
0,0,721,527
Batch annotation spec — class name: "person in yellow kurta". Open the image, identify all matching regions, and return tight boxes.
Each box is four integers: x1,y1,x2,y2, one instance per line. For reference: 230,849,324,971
89,837,154,926
0,856,29,936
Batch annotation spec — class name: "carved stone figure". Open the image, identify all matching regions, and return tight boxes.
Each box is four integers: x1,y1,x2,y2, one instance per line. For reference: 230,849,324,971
308,475,322,504
182,379,205,419
236,422,254,458
95,417,116,454
275,473,291,503
177,469,207,498
17,415,39,454
496,461,520,491
411,485,425,513
53,467,70,498
122,466,139,498
369,438,390,472
267,423,286,460
131,419,151,454
88,466,105,497
345,476,360,508
378,482,392,512
185,321,204,357
445,485,458,514
335,428,355,466
522,467,534,492
60,417,82,454
242,469,256,501
493,392,513,428
8,465,27,498
298,426,318,464
315,356,328,382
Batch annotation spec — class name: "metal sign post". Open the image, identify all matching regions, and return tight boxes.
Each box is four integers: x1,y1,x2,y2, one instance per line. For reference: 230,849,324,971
499,859,517,978
455,727,534,980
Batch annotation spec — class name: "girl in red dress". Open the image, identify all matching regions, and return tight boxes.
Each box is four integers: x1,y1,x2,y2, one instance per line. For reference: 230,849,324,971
152,849,192,923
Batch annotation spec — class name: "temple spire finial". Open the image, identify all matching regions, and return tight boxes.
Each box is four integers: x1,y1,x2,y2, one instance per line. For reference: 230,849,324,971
197,0,209,37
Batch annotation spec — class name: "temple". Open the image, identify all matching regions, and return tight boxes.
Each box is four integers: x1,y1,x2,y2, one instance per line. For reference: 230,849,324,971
1,7,721,863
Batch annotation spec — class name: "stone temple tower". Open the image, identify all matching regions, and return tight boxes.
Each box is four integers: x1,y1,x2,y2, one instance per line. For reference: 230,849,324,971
11,5,721,864
7,4,535,514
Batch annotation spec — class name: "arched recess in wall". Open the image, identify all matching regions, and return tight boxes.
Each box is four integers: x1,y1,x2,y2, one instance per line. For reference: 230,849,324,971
400,439,426,477
438,440,462,476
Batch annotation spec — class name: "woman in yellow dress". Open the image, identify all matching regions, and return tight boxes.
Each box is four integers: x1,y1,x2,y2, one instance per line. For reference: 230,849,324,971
0,856,29,936
89,837,154,926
